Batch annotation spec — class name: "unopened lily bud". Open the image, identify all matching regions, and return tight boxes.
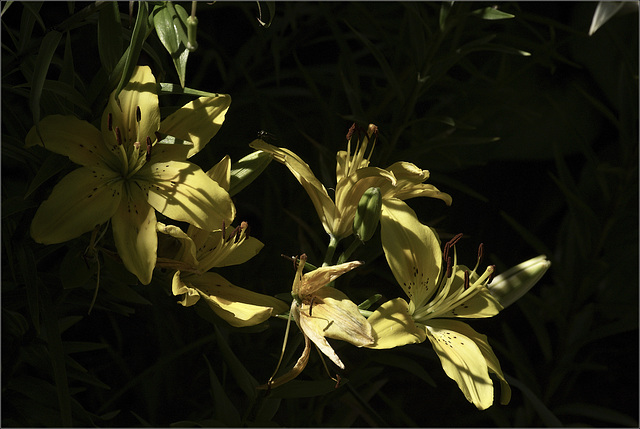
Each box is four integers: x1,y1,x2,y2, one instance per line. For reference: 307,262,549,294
228,147,273,196
186,15,198,51
353,187,382,242
488,255,551,308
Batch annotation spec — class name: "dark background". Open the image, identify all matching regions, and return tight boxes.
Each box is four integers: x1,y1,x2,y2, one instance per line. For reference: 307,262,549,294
2,1,638,427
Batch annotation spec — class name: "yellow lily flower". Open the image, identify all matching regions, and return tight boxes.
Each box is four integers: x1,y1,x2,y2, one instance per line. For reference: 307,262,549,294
26,66,234,285
158,220,289,328
260,253,373,389
367,198,510,410
250,124,451,240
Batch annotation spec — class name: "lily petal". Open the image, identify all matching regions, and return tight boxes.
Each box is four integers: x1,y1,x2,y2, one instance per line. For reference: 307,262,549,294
296,260,363,296
296,303,345,369
250,139,336,236
425,319,495,410
103,66,160,147
158,94,231,158
157,222,199,268
333,166,396,238
308,287,374,347
25,115,118,169
144,161,235,231
111,185,158,285
437,268,503,318
207,155,231,192
31,167,122,244
366,297,426,349
381,198,442,307
172,271,201,306
196,226,264,272
257,332,312,390
182,272,288,327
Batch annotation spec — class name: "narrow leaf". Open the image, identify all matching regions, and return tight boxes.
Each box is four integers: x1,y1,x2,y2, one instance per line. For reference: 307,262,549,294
98,1,123,73
113,1,148,104
30,30,62,136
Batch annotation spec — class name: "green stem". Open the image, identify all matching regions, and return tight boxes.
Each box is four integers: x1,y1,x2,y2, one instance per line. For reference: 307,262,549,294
337,238,362,264
322,234,340,266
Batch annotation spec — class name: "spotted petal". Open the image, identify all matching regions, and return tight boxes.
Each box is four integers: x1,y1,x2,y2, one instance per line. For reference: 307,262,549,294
25,115,118,169
30,167,122,244
158,94,231,158
425,319,495,410
102,66,160,148
111,185,158,285
381,198,442,308
144,160,235,232
366,298,426,349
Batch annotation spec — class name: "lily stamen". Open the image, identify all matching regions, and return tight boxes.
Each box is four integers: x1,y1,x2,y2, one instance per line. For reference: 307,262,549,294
107,113,113,131
146,136,152,161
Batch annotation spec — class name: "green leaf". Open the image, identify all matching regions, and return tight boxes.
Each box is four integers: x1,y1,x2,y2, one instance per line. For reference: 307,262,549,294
60,244,97,290
98,1,123,73
203,355,242,426
113,1,148,104
370,352,437,387
214,325,259,401
30,30,62,136
153,3,190,87
471,6,515,20
229,148,273,197
60,31,75,86
158,82,224,98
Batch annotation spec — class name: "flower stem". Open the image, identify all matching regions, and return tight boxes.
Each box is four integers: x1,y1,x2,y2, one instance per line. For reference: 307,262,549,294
322,234,340,266
337,237,362,264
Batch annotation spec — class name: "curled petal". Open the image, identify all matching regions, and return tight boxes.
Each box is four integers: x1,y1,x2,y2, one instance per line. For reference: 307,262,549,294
159,94,231,158
182,272,289,327
366,298,426,349
296,260,363,296
425,319,495,410
31,167,122,244
250,139,336,236
157,222,198,268
172,271,201,306
296,304,345,369
25,115,117,168
145,161,235,231
257,334,312,390
111,185,158,285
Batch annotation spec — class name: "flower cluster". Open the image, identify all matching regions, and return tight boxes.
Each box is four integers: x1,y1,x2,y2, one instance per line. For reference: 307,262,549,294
27,67,550,411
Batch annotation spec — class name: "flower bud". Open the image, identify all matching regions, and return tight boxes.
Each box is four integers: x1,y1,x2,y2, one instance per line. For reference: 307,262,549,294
353,187,382,242
228,148,273,196
488,255,551,308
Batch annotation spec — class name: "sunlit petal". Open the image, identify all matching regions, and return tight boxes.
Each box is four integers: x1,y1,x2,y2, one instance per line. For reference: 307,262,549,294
308,287,374,347
159,94,231,158
30,167,122,244
297,304,345,369
366,298,426,349
381,198,442,307
425,319,495,410
185,272,289,327
172,270,201,306
144,161,235,231
111,185,158,285
206,155,231,192
295,260,363,296
102,66,160,148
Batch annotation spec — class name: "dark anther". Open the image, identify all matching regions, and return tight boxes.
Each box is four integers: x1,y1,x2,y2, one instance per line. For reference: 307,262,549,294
115,127,123,145
155,131,162,142
226,225,242,243
107,113,113,131
334,374,342,389
346,123,356,141
446,256,453,278
443,233,464,263
463,271,470,290
477,243,484,265
221,220,226,241
136,106,141,123
146,136,152,161
487,265,496,284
